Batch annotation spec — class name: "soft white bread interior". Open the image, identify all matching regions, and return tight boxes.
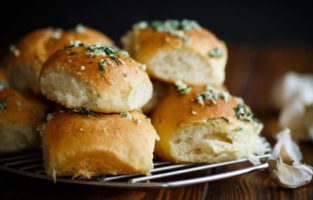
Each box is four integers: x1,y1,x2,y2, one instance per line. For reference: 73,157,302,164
40,44,153,113
41,110,159,179
0,88,47,154
122,20,227,86
6,26,113,94
141,80,168,113
152,86,267,163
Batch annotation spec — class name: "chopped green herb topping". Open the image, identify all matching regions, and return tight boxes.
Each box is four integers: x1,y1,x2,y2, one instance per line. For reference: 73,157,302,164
220,92,230,101
209,48,223,58
120,112,132,119
196,87,230,105
133,19,200,37
175,80,192,95
196,90,218,105
87,45,125,65
234,104,257,123
75,23,86,33
133,21,148,29
65,40,84,49
99,59,107,73
71,107,97,116
0,99,8,111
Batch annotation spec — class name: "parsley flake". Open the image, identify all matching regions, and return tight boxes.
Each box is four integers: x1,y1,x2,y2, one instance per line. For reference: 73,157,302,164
71,107,97,116
175,80,192,95
209,48,223,58
120,112,133,120
99,59,107,73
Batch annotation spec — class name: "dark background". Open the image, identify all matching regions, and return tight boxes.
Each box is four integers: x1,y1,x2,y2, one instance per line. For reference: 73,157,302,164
0,0,312,51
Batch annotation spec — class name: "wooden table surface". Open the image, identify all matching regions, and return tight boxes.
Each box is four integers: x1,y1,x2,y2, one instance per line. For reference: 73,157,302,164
0,43,313,200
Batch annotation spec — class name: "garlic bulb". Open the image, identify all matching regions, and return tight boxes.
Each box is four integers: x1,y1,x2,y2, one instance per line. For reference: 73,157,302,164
272,72,313,141
268,128,313,189
271,72,313,109
279,102,313,141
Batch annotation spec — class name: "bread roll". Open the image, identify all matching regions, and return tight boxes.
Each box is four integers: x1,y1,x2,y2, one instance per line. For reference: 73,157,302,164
141,80,168,113
40,44,153,113
122,20,227,86
6,26,113,94
0,88,47,154
152,85,267,163
41,110,158,179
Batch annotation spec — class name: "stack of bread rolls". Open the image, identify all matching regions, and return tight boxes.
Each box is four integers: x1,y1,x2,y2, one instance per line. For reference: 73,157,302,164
39,43,158,179
122,19,267,164
0,20,268,181
0,25,114,156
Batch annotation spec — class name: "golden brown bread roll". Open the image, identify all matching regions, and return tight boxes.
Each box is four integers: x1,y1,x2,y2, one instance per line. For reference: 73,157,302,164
6,26,113,94
0,88,47,154
41,110,158,179
40,43,153,113
152,85,267,163
122,20,227,86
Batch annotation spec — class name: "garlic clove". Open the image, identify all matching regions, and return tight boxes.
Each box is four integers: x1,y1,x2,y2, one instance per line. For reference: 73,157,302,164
272,128,302,164
268,156,313,189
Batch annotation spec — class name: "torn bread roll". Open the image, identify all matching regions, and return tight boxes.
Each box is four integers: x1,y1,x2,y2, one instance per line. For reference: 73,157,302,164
6,25,113,94
0,88,47,154
41,110,158,179
152,85,266,163
40,43,153,113
122,19,227,86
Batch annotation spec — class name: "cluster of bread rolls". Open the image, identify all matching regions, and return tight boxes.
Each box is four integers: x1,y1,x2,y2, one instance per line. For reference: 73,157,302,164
122,19,267,163
0,20,267,180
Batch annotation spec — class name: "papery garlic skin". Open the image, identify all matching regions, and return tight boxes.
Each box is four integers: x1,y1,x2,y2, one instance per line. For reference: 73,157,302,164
269,128,313,189
268,157,313,189
272,128,302,164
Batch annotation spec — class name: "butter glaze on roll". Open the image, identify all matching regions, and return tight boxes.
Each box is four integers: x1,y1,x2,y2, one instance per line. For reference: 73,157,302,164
6,25,113,94
122,19,227,86
41,110,158,179
152,85,267,164
40,43,153,113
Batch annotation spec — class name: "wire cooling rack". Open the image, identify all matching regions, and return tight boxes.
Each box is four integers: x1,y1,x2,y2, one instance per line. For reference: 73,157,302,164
0,149,271,188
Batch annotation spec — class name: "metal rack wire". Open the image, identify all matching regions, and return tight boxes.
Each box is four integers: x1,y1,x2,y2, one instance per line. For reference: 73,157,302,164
0,150,271,188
